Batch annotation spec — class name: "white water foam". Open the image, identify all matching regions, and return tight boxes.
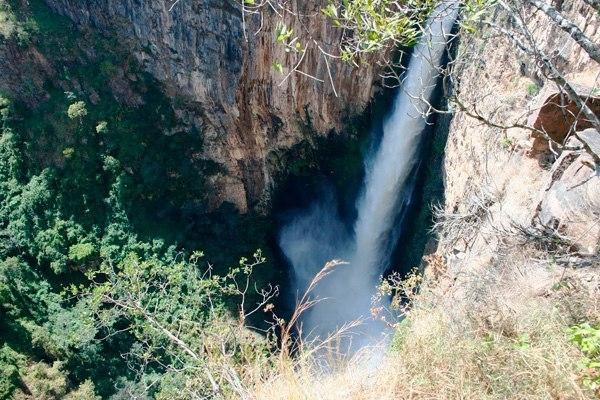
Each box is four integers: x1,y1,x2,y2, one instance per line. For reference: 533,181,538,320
279,2,460,356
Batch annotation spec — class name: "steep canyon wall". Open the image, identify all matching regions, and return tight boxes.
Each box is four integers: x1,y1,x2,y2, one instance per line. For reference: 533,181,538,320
41,0,379,212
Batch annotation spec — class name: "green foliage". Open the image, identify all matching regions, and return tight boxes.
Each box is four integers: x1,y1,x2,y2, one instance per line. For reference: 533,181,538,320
0,342,102,399
0,2,37,46
0,254,100,367
513,332,531,349
323,0,434,65
36,300,99,360
0,130,23,201
526,82,541,97
389,318,411,352
501,135,513,148
459,0,497,32
0,3,18,38
0,345,22,400
68,242,96,263
95,120,108,134
321,0,496,66
0,256,55,322
380,268,426,351
272,21,304,73
83,250,273,397
62,146,75,158
64,380,101,400
378,268,423,318
0,2,279,398
273,61,283,74
0,96,10,123
21,361,68,399
67,100,88,120
567,322,600,393
275,21,294,43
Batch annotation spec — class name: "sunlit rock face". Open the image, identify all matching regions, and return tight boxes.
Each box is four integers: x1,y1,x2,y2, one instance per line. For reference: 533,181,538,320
43,0,379,212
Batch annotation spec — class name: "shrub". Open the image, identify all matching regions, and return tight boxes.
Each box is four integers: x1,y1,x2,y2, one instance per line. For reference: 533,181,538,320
526,82,540,97
567,323,600,395
67,101,87,120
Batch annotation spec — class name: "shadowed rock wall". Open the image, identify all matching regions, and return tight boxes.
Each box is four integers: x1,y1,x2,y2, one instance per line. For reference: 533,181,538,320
43,0,379,212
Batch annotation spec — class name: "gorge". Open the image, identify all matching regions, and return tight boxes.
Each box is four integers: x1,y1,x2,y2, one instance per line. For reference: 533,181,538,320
0,0,599,398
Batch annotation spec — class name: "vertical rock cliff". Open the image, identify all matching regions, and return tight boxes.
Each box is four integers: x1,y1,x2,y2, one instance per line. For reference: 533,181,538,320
436,0,600,327
42,0,378,213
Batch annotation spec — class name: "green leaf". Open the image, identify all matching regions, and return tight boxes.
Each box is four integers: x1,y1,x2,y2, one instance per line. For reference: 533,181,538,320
322,3,338,19
273,62,283,74
276,21,293,42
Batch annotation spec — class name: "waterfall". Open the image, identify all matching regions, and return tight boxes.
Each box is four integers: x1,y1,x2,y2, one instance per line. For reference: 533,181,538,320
279,2,459,354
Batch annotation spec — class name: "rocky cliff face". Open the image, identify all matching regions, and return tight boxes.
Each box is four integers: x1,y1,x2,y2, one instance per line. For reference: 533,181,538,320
435,0,600,325
42,0,378,213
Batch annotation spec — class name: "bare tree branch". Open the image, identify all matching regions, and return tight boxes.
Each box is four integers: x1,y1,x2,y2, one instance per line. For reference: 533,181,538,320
525,0,600,64
100,293,222,395
494,0,600,136
582,0,600,13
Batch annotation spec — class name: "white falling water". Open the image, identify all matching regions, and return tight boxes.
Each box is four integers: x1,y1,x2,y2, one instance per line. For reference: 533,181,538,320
279,2,459,354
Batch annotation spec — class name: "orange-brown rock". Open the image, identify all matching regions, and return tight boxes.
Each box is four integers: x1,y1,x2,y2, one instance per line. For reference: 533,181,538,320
528,88,600,161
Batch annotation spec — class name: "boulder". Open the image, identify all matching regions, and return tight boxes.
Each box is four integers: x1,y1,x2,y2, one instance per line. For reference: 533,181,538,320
528,87,600,162
533,136,600,254
577,128,600,162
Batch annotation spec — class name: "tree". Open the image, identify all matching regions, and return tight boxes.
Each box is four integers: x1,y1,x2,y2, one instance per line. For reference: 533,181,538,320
81,250,278,398
67,101,88,121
